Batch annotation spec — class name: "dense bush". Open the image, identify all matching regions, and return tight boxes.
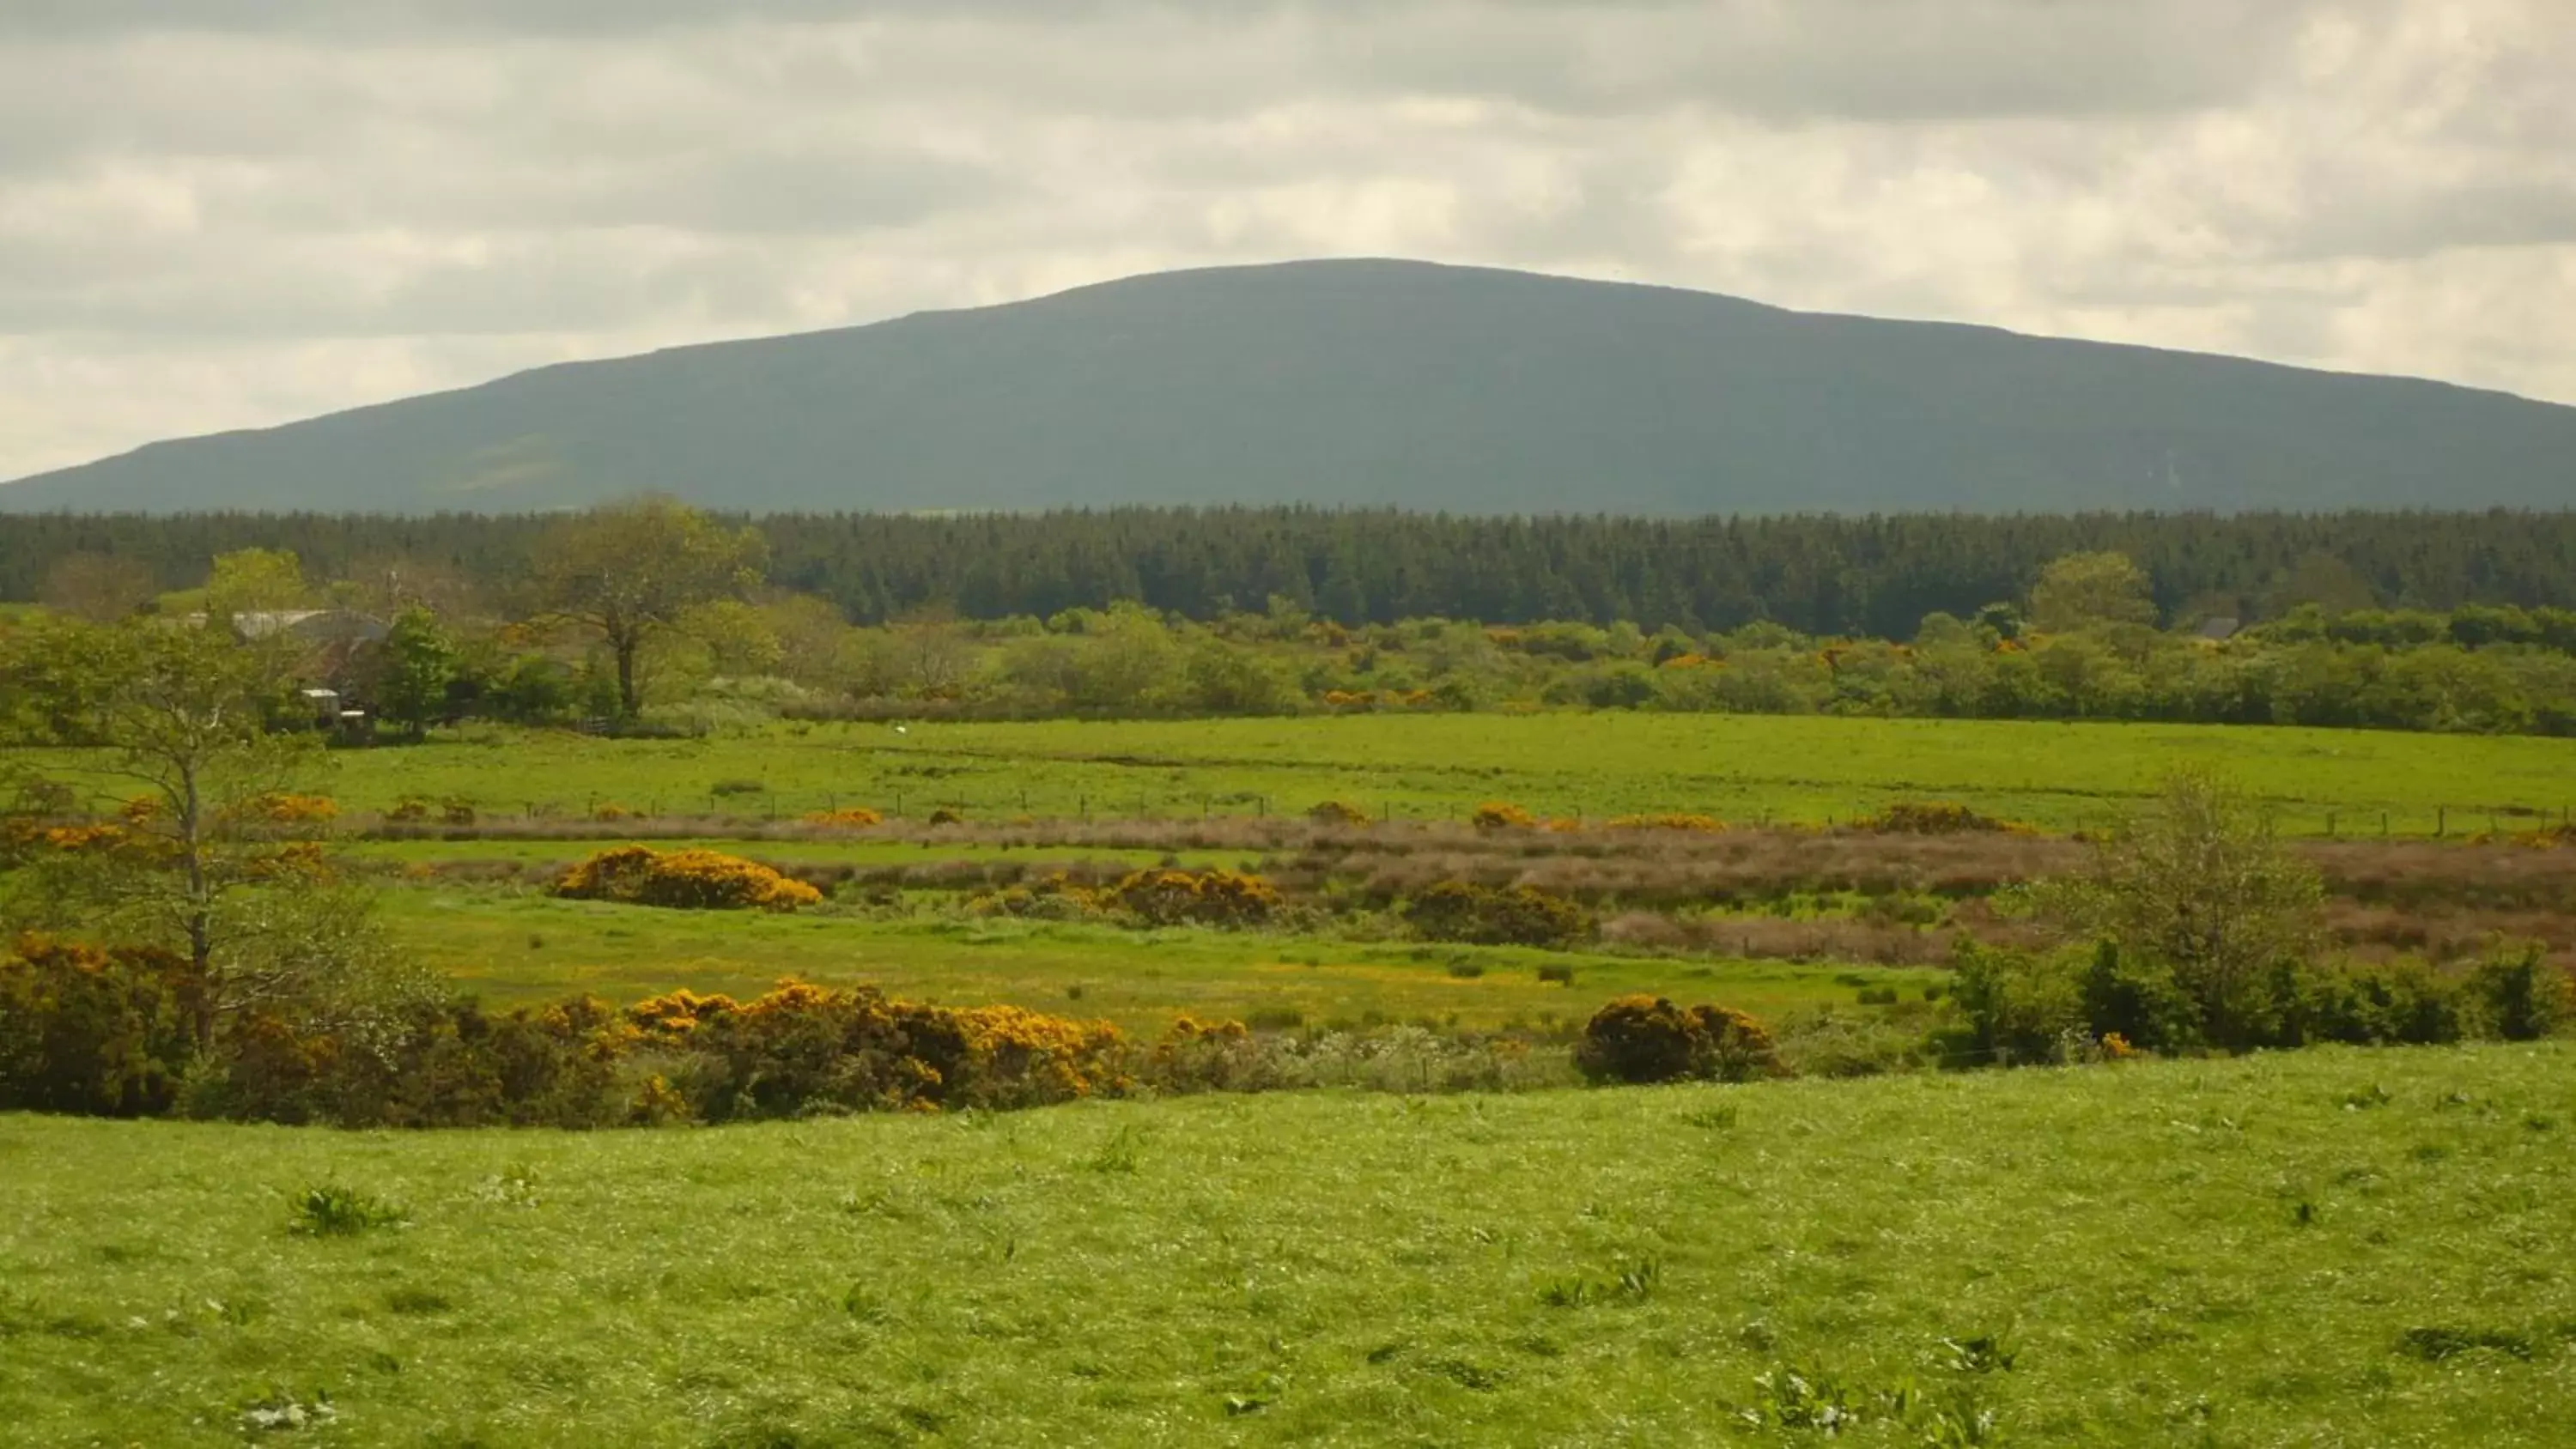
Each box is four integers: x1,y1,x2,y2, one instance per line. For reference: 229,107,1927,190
1307,799,1371,827
118,979,1130,1127
1574,994,1782,1084
1109,869,1282,928
629,982,1128,1118
1858,802,2022,835
2467,945,2573,1041
1471,801,1537,831
0,937,199,1116
555,846,823,912
1943,937,2567,1063
1402,880,1593,948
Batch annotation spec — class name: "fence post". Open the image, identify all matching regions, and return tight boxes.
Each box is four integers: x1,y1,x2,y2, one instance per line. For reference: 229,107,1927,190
2437,807,2445,838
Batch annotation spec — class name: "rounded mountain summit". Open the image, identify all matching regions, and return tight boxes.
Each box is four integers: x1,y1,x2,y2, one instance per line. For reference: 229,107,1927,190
6,258,2572,514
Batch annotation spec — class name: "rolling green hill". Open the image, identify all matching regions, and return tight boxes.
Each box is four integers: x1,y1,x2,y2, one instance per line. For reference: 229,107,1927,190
7,258,2574,514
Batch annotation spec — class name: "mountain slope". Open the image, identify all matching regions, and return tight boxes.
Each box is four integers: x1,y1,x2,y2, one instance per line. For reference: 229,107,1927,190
7,258,2573,514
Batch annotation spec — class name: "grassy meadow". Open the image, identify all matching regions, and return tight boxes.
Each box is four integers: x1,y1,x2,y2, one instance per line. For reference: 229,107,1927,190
6,1045,2573,1446
379,887,1939,1030
51,712,2570,836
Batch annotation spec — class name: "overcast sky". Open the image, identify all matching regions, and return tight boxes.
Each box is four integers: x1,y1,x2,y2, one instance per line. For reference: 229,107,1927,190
3,0,2572,482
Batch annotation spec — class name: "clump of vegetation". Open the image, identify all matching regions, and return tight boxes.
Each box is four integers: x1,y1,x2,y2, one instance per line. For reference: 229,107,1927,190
927,807,965,826
1109,868,1281,928
1307,799,1371,827
801,806,884,828
288,1185,407,1236
1857,801,2022,835
1402,880,1592,948
627,982,1131,1116
554,846,823,912
0,937,197,1116
1575,994,1781,1084
248,793,340,827
386,795,477,825
969,870,1108,921
1471,801,1537,831
2024,767,2322,1051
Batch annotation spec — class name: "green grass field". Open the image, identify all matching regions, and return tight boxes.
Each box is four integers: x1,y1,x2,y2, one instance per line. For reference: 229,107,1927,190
60,712,2570,835
6,1045,2571,1446
377,888,1931,1030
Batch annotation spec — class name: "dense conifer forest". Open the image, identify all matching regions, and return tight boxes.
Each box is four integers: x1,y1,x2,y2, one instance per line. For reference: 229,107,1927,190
6,507,2573,636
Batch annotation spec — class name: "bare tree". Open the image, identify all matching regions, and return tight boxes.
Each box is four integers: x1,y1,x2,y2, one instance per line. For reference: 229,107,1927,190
40,551,159,622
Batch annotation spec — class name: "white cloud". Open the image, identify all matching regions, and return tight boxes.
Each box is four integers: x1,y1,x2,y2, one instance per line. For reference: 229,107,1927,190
3,0,2572,482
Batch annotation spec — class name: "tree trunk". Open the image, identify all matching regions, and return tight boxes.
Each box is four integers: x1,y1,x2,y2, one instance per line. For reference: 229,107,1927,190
615,635,641,717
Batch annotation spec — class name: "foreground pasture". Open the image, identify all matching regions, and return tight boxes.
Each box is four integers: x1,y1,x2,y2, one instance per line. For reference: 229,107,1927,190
5,1045,2572,1446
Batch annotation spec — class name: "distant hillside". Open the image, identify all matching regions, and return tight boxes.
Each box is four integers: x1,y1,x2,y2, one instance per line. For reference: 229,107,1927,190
7,259,2574,514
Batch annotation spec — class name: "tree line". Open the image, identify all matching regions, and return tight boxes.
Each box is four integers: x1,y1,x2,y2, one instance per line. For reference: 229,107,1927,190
10,502,2576,737
9,506,2576,637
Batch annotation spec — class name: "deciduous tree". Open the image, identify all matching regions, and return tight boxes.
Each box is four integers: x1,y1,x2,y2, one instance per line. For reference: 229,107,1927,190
532,498,767,716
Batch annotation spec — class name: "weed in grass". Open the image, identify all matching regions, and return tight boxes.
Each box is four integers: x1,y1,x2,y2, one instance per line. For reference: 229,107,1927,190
384,1287,453,1316
1536,964,1575,985
287,1185,407,1237
474,1167,542,1209
1447,960,1486,979
1086,1126,1143,1174
1741,1363,1864,1434
1540,1256,1662,1308
2397,1325,2535,1361
841,1285,892,1325
1937,1331,2020,1375
238,1387,337,1434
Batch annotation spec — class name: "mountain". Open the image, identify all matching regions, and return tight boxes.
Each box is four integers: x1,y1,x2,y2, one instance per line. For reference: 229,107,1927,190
6,258,2574,514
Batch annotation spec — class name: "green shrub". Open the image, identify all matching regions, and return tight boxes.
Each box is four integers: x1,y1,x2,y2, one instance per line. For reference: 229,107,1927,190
1403,881,1592,949
2076,942,2202,1053
2465,945,2572,1041
1574,994,1781,1084
1944,942,2086,1066
2285,960,2465,1046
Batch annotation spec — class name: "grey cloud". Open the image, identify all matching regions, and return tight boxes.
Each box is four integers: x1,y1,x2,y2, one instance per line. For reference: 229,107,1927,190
3,0,2575,481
